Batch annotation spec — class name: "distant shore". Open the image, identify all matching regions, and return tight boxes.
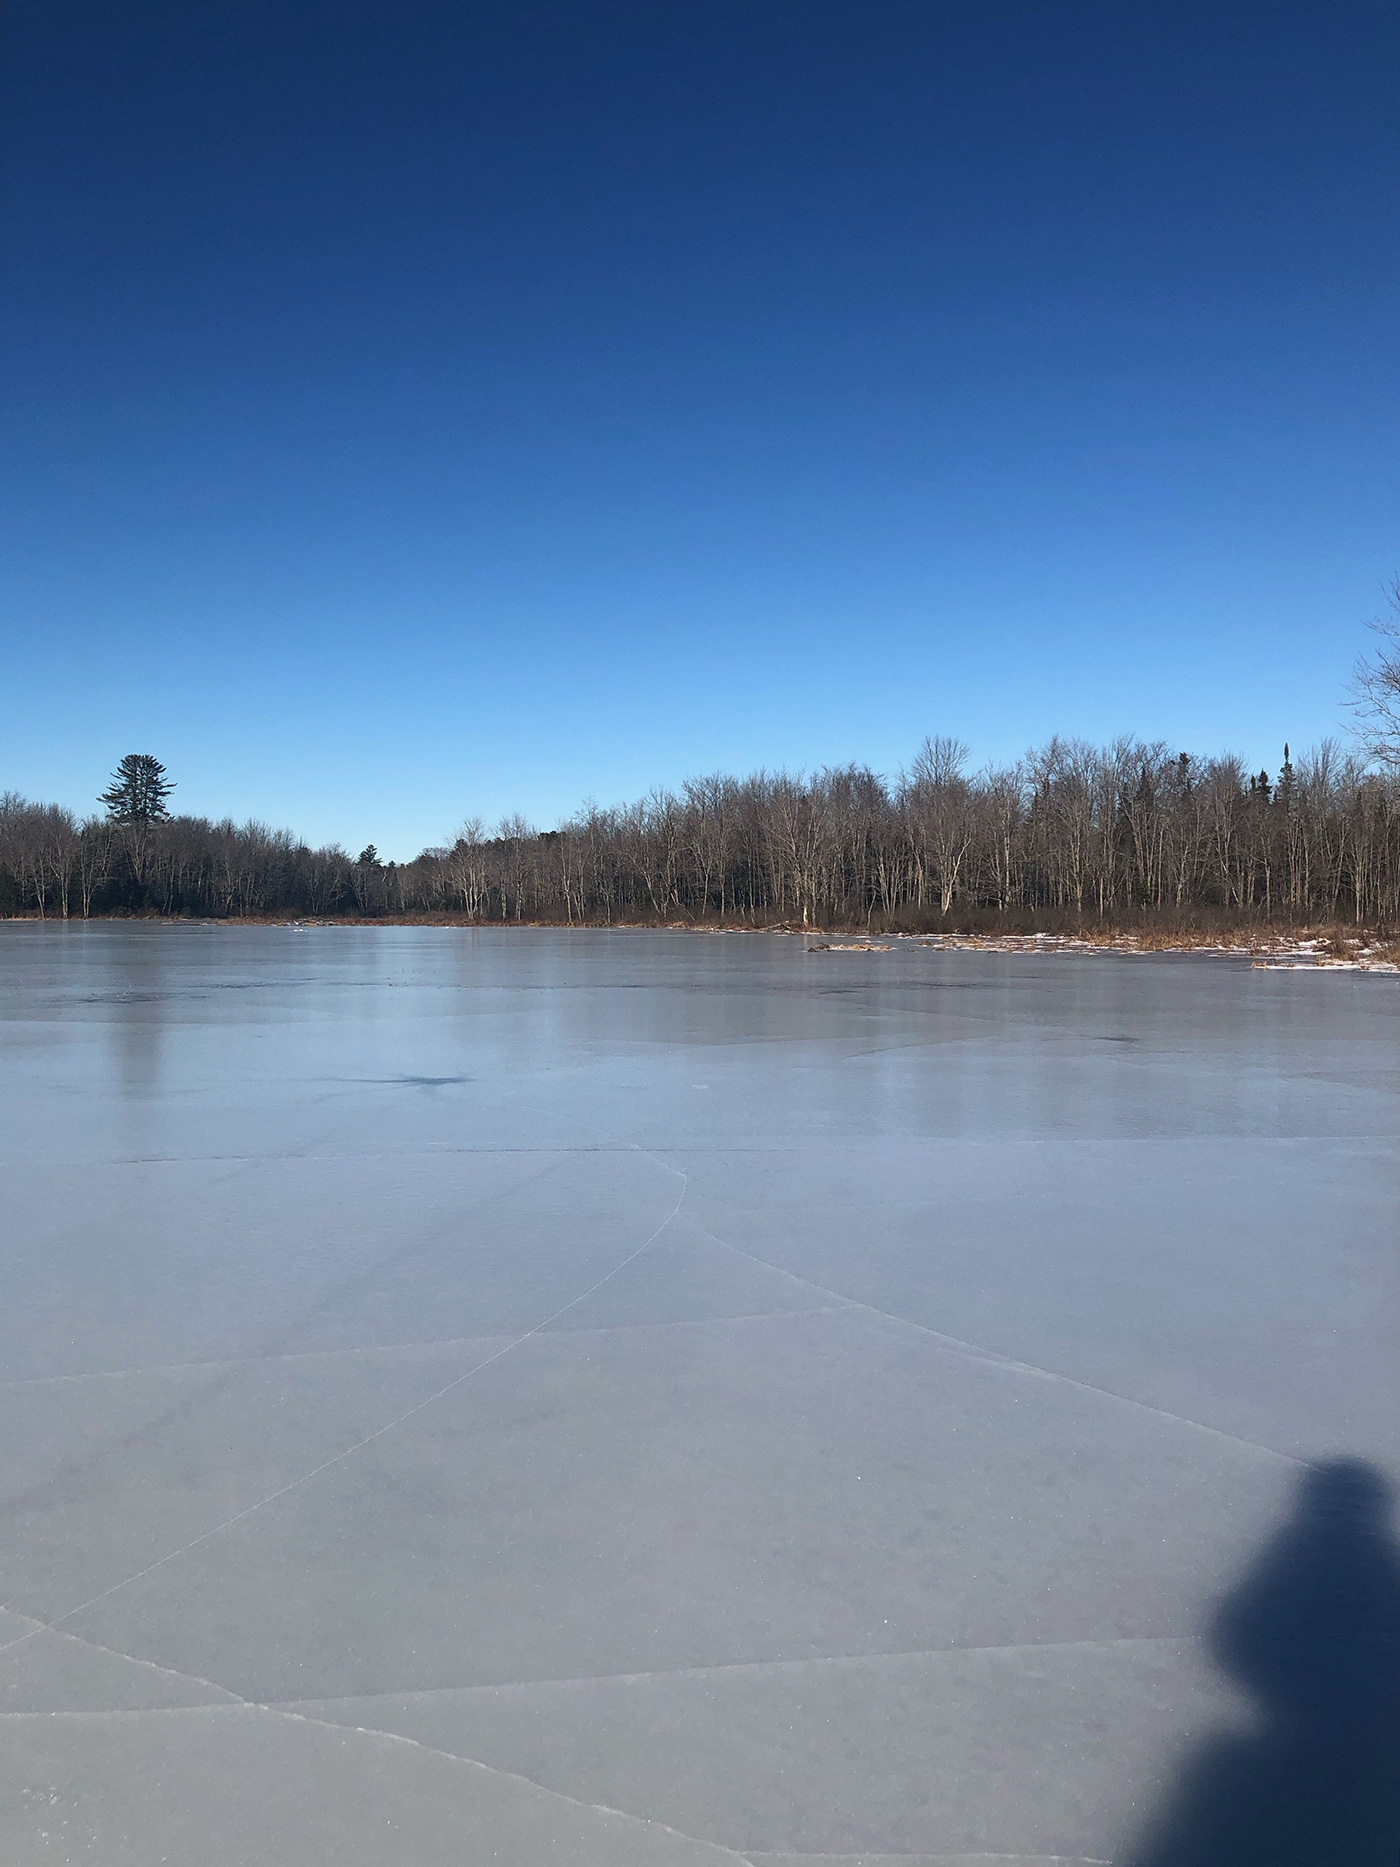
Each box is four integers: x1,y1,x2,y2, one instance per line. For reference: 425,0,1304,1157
5,914,1397,970
8,737,1400,931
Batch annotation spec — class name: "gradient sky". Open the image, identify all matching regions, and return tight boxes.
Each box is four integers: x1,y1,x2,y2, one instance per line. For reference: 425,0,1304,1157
2,0,1397,858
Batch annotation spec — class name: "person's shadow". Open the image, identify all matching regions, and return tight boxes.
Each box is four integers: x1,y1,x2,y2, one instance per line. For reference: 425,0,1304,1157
1124,1457,1400,1865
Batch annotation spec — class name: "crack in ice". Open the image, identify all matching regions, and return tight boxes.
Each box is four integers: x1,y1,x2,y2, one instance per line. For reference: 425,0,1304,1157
0,1304,846,1392
0,1616,753,1861
0,1166,689,1659
689,1222,1305,1468
260,1633,1200,1704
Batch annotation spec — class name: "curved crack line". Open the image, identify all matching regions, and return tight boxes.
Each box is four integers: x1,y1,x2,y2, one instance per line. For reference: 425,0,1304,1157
0,1623,1199,1715
0,1155,579,1528
0,1339,517,1392
1,1622,1112,1866
0,1303,847,1392
0,1613,241,1706
688,1221,1303,1469
0,1617,752,1862
257,1700,755,1864
261,1633,1200,1703
596,1129,1290,1470
0,1165,689,1657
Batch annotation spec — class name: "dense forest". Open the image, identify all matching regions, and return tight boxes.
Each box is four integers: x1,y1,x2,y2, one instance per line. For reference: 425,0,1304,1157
4,736,1400,930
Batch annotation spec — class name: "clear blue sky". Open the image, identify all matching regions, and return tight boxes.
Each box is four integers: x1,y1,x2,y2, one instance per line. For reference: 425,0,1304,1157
2,0,1397,858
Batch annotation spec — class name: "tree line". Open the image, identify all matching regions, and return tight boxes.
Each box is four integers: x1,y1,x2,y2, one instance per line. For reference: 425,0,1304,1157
4,736,1400,929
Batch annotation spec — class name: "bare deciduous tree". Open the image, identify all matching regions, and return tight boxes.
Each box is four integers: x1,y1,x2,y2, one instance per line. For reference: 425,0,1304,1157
5,730,1400,929
1351,581,1400,771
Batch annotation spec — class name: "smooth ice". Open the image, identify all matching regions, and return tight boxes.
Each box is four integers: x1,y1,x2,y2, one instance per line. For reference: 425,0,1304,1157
1,924,1397,1865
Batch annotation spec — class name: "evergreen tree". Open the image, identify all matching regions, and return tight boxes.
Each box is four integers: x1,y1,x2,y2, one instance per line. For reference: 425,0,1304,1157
1275,743,1296,812
99,754,174,825
98,754,174,887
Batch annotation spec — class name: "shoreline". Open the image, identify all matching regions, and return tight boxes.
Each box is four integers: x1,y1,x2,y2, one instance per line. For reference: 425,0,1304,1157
4,916,1397,970
801,930,1400,970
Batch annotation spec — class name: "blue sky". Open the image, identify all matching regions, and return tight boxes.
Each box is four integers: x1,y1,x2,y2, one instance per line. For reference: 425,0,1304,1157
2,0,1397,858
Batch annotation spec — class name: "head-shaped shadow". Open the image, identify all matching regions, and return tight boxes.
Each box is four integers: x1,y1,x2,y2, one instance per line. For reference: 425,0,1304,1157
1125,1457,1400,1865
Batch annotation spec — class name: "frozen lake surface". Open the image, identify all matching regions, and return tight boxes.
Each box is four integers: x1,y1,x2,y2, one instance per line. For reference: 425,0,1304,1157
1,924,1397,1864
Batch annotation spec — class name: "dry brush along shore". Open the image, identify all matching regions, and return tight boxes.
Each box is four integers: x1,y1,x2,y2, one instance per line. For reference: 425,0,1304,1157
801,926,1400,970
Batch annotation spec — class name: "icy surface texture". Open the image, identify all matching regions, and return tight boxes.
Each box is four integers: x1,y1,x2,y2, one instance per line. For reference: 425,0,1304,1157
1,925,1397,1864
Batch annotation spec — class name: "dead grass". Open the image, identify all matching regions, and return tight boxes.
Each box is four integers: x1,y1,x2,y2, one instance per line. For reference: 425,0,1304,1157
1073,924,1257,952
886,920,1400,968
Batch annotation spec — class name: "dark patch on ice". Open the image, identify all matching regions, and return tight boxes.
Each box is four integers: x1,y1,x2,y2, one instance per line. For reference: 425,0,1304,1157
360,1074,474,1088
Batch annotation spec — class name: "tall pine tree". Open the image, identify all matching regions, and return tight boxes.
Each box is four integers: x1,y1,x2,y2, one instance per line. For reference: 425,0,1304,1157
99,755,174,886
